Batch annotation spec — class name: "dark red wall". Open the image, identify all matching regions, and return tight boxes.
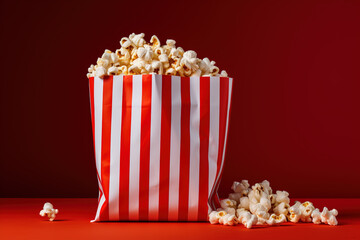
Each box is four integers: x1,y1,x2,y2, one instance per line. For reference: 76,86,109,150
1,0,360,198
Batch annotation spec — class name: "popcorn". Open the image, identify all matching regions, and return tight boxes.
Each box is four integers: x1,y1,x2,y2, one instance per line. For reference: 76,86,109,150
299,201,315,222
87,33,229,78
199,58,219,76
238,196,250,210
95,66,107,78
149,35,161,49
129,33,146,47
275,191,290,205
266,214,287,225
220,70,228,77
231,180,250,196
237,209,258,228
209,210,225,224
208,180,339,228
273,202,289,215
108,66,119,75
228,192,242,203
288,201,302,223
219,213,238,226
39,202,58,221
320,207,338,226
311,208,322,224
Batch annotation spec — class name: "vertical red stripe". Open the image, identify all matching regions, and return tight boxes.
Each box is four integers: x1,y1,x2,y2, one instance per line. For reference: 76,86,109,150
213,77,229,208
198,77,210,221
139,75,152,221
178,77,191,221
158,75,172,221
119,75,133,220
100,76,113,221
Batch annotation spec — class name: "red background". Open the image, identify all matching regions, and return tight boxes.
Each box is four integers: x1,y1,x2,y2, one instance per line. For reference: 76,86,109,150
1,0,360,198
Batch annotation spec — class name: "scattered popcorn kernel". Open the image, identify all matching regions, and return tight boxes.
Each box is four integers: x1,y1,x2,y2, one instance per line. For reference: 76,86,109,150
266,214,287,225
219,213,238,226
320,207,338,226
299,201,315,222
288,202,302,223
311,208,322,224
39,202,58,221
237,209,258,228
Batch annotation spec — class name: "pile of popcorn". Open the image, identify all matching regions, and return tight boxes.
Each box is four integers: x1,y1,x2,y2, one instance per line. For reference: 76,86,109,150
87,33,228,78
209,180,338,228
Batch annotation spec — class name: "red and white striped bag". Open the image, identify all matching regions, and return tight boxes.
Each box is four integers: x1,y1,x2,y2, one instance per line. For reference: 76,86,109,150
88,74,233,221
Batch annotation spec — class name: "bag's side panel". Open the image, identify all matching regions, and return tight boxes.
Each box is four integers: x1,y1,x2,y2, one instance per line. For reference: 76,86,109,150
108,75,123,221
91,76,105,222
88,77,100,201
138,75,152,220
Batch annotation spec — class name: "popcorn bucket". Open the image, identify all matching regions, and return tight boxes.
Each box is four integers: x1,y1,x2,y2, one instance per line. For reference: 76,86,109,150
88,74,233,221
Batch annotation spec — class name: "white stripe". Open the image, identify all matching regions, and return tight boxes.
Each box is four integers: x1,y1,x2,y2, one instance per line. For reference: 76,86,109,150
109,75,123,221
188,76,200,221
94,77,103,180
208,77,220,210
91,193,106,222
128,75,142,220
168,76,181,221
148,74,162,220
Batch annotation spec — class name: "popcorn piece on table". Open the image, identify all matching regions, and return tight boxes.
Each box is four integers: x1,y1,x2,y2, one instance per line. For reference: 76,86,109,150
39,202,58,221
288,201,302,223
311,208,322,224
299,201,315,222
266,214,287,225
209,210,227,224
219,213,238,226
237,208,258,229
320,207,338,226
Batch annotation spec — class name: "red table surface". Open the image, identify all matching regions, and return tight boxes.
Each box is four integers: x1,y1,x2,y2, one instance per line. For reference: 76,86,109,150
0,198,359,240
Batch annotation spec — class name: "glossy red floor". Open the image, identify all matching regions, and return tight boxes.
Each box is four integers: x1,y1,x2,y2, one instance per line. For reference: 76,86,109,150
0,198,359,240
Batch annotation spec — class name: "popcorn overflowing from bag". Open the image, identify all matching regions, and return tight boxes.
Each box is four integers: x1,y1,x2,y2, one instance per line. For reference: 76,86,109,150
210,180,338,228
87,33,228,78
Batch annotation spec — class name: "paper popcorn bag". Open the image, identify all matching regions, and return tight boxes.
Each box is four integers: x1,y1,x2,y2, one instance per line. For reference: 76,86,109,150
88,74,233,221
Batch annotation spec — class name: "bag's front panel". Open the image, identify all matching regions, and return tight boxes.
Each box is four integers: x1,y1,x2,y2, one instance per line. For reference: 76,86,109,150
89,75,233,222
